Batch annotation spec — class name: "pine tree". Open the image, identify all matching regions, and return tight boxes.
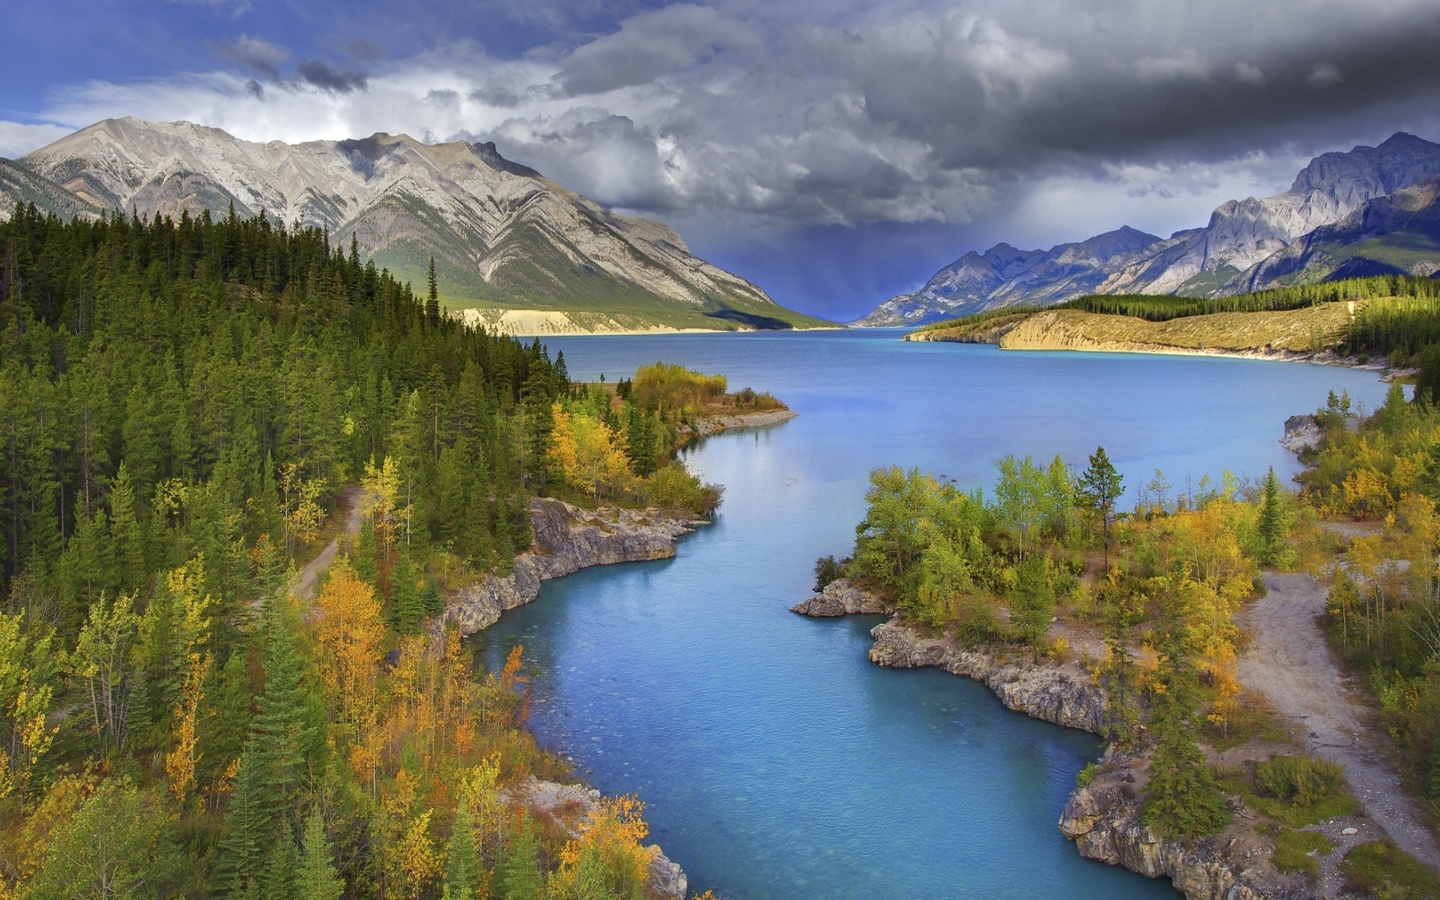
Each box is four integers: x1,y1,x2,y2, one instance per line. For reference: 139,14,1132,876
442,806,482,900
426,256,441,327
1256,467,1284,567
1077,446,1124,570
498,812,545,900
389,553,423,635
1142,584,1230,838
295,810,344,900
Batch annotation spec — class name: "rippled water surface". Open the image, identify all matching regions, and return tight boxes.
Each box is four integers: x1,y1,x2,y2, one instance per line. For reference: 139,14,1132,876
480,331,1388,899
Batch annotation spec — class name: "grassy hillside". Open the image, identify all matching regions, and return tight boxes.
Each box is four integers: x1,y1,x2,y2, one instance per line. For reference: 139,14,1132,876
906,276,1440,361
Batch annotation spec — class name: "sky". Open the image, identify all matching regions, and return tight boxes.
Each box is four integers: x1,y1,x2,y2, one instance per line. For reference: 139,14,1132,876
4,0,1440,322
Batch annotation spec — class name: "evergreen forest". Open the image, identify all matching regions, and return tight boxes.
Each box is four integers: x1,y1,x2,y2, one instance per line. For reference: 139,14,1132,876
0,203,723,899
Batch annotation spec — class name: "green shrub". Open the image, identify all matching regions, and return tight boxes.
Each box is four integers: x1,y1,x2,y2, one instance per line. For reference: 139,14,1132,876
1254,755,1346,808
813,555,847,591
1273,828,1331,876
1075,762,1099,789
1341,841,1440,897
644,464,723,517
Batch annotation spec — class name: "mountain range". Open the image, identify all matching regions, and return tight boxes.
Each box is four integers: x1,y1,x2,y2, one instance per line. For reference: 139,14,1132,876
0,117,824,334
859,133,1440,327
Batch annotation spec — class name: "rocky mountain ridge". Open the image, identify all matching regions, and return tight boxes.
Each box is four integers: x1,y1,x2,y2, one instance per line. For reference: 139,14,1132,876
3,117,822,333
860,133,1440,326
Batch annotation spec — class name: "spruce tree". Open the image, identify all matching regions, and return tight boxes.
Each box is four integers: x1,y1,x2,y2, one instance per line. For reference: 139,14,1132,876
295,811,344,900
1077,446,1124,570
389,553,423,635
1256,467,1283,567
498,814,545,900
1141,586,1230,838
441,806,482,900
217,753,269,896
248,595,322,828
426,256,440,327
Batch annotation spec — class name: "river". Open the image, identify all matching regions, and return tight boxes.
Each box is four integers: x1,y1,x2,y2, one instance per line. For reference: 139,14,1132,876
480,329,1389,899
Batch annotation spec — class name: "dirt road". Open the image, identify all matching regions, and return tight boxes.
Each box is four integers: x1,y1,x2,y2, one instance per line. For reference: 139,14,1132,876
291,485,366,601
1238,572,1440,871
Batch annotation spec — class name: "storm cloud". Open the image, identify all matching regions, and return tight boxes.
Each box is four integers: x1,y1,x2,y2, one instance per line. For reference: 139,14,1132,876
11,0,1440,316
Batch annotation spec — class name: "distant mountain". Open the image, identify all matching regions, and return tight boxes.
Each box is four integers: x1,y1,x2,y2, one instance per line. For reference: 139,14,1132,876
3,118,825,333
859,133,1440,327
858,227,1160,326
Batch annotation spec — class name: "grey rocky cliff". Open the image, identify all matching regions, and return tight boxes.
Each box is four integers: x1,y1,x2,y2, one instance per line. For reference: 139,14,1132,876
866,619,1108,734
790,578,892,617
438,498,699,636
1280,414,1323,454
1059,749,1301,900
863,619,1294,899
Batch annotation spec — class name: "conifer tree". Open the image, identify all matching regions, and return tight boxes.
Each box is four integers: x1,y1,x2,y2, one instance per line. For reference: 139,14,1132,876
1078,446,1124,570
426,256,441,327
217,753,269,896
390,553,423,635
498,812,545,900
247,595,322,828
1256,467,1284,567
295,810,344,900
442,806,482,900
1142,583,1230,838
260,820,298,900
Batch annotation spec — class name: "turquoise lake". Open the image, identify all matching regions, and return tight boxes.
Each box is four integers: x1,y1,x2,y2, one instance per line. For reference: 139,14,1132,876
480,330,1390,899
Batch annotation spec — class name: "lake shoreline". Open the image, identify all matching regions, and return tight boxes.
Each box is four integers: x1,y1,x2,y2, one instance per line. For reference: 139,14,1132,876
793,581,1291,899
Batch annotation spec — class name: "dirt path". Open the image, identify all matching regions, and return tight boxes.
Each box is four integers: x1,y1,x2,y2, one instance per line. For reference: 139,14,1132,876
1238,571,1440,872
291,484,367,601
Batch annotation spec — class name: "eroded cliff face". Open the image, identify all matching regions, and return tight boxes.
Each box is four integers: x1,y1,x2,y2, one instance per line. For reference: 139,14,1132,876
867,619,1109,734
1059,750,1301,900
790,578,894,617
862,619,1298,900
437,498,699,636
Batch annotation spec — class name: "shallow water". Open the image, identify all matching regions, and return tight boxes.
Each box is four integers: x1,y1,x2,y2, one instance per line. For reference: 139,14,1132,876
481,330,1389,898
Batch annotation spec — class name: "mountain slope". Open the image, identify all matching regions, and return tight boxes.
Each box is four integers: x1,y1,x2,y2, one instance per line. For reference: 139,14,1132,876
1244,176,1440,285
857,226,1160,326
5,118,824,332
861,133,1440,326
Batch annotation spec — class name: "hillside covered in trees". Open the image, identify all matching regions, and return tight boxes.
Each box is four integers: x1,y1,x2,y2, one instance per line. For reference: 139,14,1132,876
0,203,724,898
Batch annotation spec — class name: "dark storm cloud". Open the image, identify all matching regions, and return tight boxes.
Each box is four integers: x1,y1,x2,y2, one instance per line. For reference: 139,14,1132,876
297,60,370,94
216,34,288,81
552,3,758,97
343,40,388,62
825,6,1440,176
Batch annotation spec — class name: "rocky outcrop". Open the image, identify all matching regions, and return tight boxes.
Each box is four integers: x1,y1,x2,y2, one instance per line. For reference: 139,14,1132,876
438,498,700,636
863,619,1297,899
1059,749,1300,900
680,408,797,440
505,778,688,899
790,578,892,616
866,620,1109,734
1280,414,1323,453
